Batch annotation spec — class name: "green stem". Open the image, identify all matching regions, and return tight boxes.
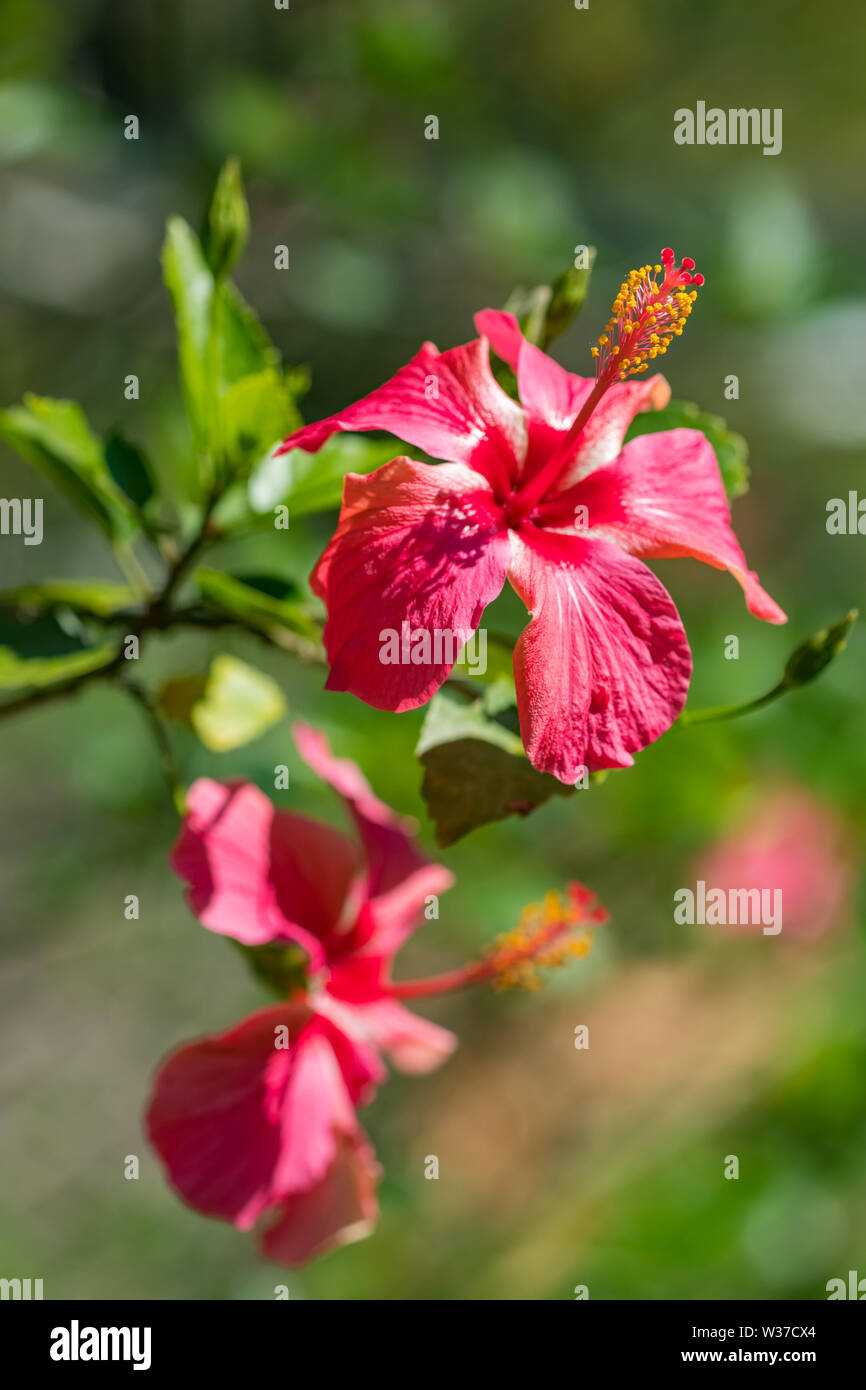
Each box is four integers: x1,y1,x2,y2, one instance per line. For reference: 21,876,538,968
123,679,187,815
678,682,786,726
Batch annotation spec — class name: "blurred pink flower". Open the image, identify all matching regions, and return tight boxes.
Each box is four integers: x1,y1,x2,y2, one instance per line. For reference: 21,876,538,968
146,723,456,1266
697,787,854,942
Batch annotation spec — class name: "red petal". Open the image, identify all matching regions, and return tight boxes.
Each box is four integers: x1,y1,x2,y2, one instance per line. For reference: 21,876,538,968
508,529,692,781
555,428,786,623
278,337,527,495
312,458,510,712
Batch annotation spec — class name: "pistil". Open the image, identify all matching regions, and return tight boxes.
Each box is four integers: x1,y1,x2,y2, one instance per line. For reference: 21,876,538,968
507,249,703,520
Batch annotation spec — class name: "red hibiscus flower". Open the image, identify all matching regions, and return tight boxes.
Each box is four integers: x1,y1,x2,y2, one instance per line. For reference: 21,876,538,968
278,250,785,783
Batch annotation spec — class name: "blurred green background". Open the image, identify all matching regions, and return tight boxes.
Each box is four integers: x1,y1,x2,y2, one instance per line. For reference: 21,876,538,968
1,0,864,1300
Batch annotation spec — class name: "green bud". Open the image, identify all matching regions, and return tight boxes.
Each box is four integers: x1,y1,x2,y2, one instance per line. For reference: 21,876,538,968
542,248,597,347
204,157,250,280
782,609,858,689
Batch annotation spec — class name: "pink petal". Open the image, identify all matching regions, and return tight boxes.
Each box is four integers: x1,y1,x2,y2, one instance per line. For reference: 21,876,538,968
311,457,511,712
508,528,692,781
260,1132,381,1267
145,1002,310,1230
293,722,454,957
474,308,669,491
548,376,671,491
277,337,527,495
146,1007,382,1233
171,779,363,969
555,428,787,622
272,1016,383,1199
345,997,457,1075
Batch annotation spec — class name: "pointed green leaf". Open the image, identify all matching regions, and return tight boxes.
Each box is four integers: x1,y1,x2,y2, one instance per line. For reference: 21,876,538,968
0,395,138,539
204,156,250,281
195,567,321,643
0,580,135,619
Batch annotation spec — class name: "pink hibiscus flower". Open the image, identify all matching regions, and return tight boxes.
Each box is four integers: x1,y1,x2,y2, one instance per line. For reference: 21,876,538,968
146,723,455,1266
278,249,786,783
697,785,854,942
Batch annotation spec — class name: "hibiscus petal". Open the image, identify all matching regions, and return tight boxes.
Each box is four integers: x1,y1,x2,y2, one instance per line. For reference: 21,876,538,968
272,1016,383,1199
560,428,787,622
508,529,692,781
171,779,362,969
347,998,457,1075
474,308,669,489
277,337,527,494
260,1132,381,1267
145,1002,309,1230
311,457,511,712
293,722,454,956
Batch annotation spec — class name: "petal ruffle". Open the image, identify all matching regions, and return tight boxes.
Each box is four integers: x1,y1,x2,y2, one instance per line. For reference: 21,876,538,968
260,1132,381,1267
556,428,787,623
508,528,692,781
171,779,362,969
311,458,511,712
277,337,527,495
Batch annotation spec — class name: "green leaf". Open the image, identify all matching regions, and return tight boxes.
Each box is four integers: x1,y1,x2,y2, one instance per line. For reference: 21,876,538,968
104,432,155,511
161,216,215,446
203,156,250,281
249,432,396,518
625,400,750,501
221,369,302,473
187,654,287,752
502,248,596,352
162,215,283,469
417,683,573,845
0,580,135,619
0,609,115,690
0,395,138,540
195,567,321,643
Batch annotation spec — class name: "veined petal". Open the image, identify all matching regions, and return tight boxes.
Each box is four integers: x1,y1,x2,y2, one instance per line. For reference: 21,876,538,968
508,529,692,782
260,1132,381,1267
558,428,787,622
277,337,527,494
312,458,511,712
171,779,362,970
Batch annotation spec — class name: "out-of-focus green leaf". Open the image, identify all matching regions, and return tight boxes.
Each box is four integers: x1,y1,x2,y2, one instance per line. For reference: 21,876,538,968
417,682,573,845
0,580,134,619
625,400,750,500
187,653,286,752
195,567,321,643
502,248,596,352
161,216,214,447
104,432,154,511
0,395,138,539
203,156,250,281
162,215,283,469
0,609,116,690
221,369,302,473
248,433,396,518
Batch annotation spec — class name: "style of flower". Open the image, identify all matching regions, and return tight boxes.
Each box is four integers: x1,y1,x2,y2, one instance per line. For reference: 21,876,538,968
278,249,785,784
146,724,605,1264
